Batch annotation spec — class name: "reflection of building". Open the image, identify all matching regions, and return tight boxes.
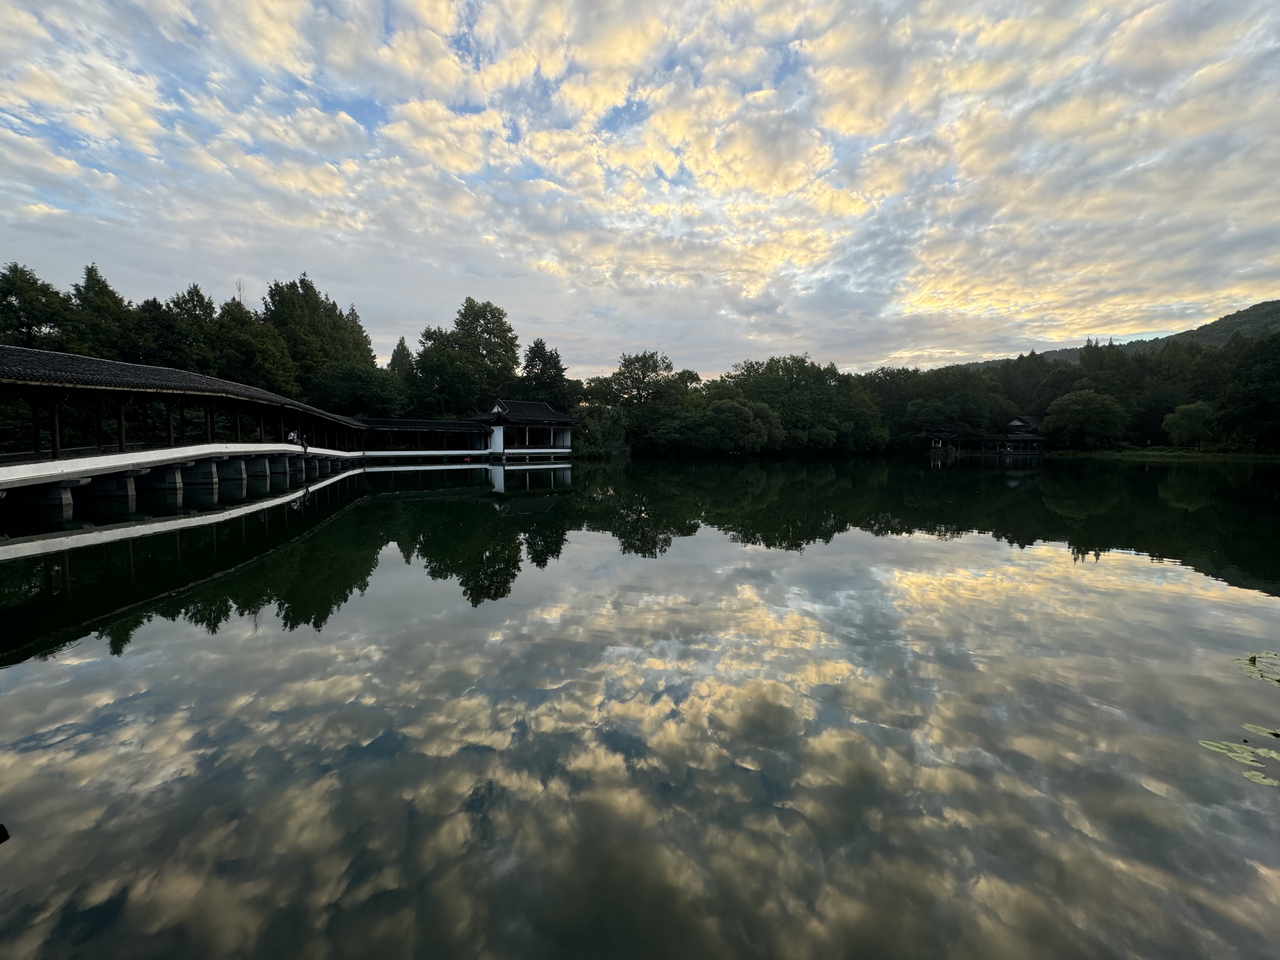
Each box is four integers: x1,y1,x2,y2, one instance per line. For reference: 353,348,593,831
488,464,573,495
928,416,1044,455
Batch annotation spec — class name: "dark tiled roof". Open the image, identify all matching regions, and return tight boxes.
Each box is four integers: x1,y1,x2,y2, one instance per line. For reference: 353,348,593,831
473,399,578,424
359,418,487,432
0,345,365,427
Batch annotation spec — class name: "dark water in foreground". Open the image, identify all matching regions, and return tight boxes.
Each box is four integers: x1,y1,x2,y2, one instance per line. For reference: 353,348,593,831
1,458,1279,959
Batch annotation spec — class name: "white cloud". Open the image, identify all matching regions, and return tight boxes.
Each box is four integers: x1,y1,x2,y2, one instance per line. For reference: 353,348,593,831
0,0,1277,373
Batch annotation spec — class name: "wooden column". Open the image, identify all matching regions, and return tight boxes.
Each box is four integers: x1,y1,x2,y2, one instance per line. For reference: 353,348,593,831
30,396,41,453
51,400,62,459
117,400,127,452
235,407,242,442
205,405,213,443
166,402,175,447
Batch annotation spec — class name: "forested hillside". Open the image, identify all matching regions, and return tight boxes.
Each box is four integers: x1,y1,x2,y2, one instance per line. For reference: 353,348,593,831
869,327,1280,450
972,300,1280,367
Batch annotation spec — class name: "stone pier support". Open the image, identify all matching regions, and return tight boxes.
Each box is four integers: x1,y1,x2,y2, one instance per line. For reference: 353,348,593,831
317,459,331,477
268,456,290,492
88,473,138,518
246,457,270,497
20,479,85,523
305,458,319,481
216,459,247,501
136,466,184,512
181,461,219,508
287,457,306,487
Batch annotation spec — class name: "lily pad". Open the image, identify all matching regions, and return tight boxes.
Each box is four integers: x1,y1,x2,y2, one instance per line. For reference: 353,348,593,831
1242,770,1280,786
1241,724,1280,738
1199,741,1266,765
1234,652,1280,684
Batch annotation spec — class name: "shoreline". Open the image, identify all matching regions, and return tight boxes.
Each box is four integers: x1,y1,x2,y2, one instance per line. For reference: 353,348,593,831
1044,449,1280,464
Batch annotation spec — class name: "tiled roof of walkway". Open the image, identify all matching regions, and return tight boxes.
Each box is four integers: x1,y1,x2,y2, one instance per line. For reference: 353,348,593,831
0,345,365,427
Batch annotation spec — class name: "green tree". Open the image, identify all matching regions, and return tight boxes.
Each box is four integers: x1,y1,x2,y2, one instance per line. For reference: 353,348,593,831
453,297,519,379
413,298,520,416
262,274,375,400
0,263,70,349
1216,333,1280,449
210,298,300,397
726,355,887,452
388,337,415,382
1162,401,1215,448
519,337,573,410
1042,390,1128,448
312,362,406,418
612,351,675,406
68,264,131,359
130,297,196,371
146,284,216,371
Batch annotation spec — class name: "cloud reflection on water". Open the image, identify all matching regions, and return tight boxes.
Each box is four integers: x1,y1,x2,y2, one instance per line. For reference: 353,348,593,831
2,515,1280,958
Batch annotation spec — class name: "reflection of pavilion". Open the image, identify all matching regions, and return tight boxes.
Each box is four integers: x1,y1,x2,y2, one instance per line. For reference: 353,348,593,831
488,463,573,495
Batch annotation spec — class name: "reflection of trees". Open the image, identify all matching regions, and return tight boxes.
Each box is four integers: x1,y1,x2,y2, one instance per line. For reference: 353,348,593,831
410,501,525,605
6,458,1280,665
571,458,1280,598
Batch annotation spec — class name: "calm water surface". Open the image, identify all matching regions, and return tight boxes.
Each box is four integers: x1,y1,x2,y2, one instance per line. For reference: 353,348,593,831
1,459,1279,959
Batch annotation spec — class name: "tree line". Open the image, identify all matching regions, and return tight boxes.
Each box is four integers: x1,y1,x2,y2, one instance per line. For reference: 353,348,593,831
857,329,1280,451
0,263,575,421
4,262,1279,452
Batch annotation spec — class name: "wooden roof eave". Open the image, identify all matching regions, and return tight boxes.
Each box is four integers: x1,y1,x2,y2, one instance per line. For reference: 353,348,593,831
0,376,367,430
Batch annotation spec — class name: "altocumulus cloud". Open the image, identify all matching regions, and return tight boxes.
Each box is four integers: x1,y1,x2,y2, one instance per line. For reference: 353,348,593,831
1,0,1277,373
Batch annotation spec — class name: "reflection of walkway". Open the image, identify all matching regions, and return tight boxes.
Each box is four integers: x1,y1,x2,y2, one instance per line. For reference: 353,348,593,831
0,468,578,669
0,464,574,560
0,467,357,561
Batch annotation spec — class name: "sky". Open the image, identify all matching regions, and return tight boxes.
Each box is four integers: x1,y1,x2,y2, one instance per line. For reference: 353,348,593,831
1,1,1278,376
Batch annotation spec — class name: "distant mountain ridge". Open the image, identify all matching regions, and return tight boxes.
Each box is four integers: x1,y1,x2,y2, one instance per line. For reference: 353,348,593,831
971,300,1280,368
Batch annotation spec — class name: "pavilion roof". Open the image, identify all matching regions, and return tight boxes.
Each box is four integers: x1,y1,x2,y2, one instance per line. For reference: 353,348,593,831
471,399,578,425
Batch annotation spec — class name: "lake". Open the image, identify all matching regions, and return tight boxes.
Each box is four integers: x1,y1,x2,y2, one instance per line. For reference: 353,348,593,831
1,457,1279,959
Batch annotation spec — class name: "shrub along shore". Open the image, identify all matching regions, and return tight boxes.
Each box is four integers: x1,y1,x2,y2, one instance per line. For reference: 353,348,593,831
3,263,1278,458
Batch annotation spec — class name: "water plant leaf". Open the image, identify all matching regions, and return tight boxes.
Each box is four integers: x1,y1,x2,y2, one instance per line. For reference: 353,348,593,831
1234,652,1280,684
1253,748,1280,762
1227,753,1265,766
1241,724,1280,738
1198,742,1239,757
1242,770,1280,786
1199,741,1264,765
1200,740,1248,754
